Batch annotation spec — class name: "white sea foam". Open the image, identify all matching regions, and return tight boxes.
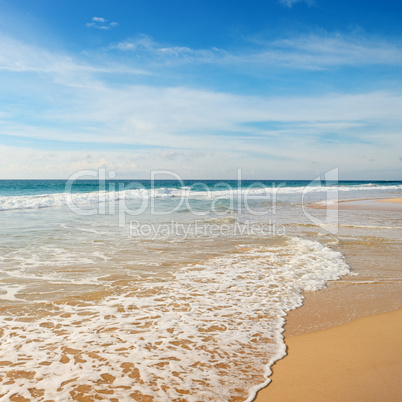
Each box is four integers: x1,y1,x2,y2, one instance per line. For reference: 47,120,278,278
0,237,350,401
314,199,339,206
339,224,402,229
1,184,401,211
0,285,22,301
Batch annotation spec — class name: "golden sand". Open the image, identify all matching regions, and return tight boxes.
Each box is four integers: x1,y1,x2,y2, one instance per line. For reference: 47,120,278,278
376,198,402,204
255,309,402,402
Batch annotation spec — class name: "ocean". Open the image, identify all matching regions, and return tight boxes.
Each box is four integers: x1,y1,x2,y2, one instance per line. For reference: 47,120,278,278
1,177,401,401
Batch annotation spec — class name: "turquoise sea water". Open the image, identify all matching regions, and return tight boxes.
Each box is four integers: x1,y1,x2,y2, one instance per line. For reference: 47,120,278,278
1,179,401,197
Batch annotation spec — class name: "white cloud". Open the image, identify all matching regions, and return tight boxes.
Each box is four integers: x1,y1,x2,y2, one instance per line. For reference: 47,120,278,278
114,35,193,56
1,124,400,179
111,33,402,71
1,33,402,179
0,34,148,80
279,0,316,8
3,82,402,150
112,35,225,61
92,17,106,23
86,16,118,30
159,46,192,56
0,145,144,178
258,34,402,69
2,35,402,142
114,35,156,51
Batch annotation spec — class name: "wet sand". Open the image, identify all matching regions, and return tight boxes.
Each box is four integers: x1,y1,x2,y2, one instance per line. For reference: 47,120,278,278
255,309,402,402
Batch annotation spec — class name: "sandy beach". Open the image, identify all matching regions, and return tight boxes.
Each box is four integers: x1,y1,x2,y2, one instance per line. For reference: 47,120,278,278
377,198,402,204
255,197,402,402
255,309,402,402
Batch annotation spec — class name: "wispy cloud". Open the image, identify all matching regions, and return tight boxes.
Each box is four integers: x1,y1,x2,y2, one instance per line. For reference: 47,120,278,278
110,33,402,70
92,17,106,23
254,34,402,69
86,16,118,30
1,32,402,179
8,30,398,82
0,34,148,81
279,0,316,8
3,81,402,148
112,34,223,60
2,33,402,147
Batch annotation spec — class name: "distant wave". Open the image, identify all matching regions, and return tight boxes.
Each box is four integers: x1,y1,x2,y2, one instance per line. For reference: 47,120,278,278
1,184,401,211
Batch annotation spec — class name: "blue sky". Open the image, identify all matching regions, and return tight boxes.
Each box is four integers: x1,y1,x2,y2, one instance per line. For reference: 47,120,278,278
0,0,402,179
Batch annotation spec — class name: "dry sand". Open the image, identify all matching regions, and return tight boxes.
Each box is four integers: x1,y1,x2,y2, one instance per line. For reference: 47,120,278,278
255,309,402,402
377,198,402,204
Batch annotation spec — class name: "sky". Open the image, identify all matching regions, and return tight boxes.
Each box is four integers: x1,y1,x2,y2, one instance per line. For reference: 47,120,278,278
0,0,402,180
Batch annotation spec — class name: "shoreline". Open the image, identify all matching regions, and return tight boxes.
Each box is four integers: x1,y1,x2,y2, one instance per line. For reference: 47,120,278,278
254,196,402,401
